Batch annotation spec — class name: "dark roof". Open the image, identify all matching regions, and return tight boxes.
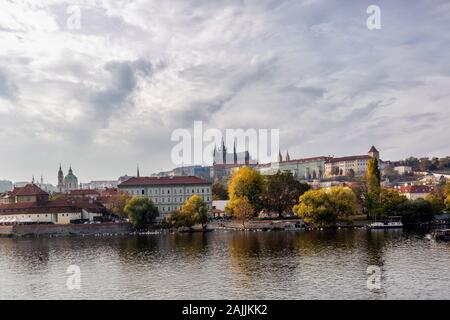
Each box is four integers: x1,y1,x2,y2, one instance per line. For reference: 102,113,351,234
280,156,330,165
118,176,210,187
14,184,48,197
66,189,100,196
0,198,104,215
368,146,379,153
398,185,433,193
326,155,371,163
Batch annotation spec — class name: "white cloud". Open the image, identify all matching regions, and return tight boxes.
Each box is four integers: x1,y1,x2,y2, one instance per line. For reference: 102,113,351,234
0,0,449,183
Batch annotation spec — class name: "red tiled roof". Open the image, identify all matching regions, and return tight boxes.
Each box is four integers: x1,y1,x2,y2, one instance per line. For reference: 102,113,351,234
398,185,433,194
67,189,100,196
119,176,210,187
14,184,48,197
0,198,105,215
326,155,371,163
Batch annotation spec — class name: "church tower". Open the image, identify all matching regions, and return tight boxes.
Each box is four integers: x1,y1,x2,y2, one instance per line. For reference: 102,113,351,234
57,165,64,192
368,146,380,159
285,150,291,161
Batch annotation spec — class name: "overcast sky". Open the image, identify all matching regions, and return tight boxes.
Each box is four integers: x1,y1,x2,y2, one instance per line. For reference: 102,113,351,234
0,0,449,184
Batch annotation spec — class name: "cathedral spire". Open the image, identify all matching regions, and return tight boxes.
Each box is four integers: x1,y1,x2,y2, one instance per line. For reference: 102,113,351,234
137,164,140,177
278,150,283,163
286,150,291,161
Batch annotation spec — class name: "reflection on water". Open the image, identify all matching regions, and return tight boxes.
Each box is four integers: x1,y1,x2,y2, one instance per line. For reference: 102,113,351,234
0,229,449,300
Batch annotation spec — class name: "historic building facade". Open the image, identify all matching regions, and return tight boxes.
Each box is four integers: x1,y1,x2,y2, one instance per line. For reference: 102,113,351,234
118,176,212,220
256,151,329,182
324,146,380,178
0,184,104,224
57,165,79,192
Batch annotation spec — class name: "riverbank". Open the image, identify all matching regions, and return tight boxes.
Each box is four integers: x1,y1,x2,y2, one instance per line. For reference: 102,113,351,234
0,222,133,237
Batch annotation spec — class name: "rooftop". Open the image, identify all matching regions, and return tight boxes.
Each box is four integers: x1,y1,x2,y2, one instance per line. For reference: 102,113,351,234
119,176,210,187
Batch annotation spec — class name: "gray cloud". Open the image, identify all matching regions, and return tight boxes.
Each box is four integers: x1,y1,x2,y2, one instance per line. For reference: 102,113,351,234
0,0,449,183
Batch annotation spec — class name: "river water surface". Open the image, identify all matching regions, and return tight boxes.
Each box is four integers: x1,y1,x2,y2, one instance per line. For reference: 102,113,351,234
0,229,449,299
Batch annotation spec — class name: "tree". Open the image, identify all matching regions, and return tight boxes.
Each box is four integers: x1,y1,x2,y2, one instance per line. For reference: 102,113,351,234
293,187,356,227
124,197,159,229
425,193,445,214
231,197,254,228
397,199,435,225
109,192,131,218
379,189,408,217
227,166,264,216
327,186,357,223
445,195,450,211
261,171,310,218
445,182,450,197
331,166,340,176
366,157,381,219
346,169,355,179
179,195,209,229
404,157,420,170
212,180,228,200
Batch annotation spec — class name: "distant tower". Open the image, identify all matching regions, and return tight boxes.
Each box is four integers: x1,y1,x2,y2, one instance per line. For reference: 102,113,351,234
32,175,35,184
278,150,283,163
368,146,380,159
137,164,140,177
285,150,291,161
233,140,237,164
57,164,64,192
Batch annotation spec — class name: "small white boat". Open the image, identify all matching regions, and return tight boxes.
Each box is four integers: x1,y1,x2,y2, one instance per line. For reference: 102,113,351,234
367,216,403,229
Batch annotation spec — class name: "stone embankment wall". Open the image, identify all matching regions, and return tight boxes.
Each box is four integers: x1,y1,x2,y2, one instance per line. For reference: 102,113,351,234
211,219,304,230
0,222,133,237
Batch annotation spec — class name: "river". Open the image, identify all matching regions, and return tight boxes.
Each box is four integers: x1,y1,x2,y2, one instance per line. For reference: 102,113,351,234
0,228,449,299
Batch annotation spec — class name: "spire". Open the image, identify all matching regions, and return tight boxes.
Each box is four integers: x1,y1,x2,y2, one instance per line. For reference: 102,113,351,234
32,175,35,184
286,150,291,161
137,164,140,177
278,150,283,163
233,139,237,164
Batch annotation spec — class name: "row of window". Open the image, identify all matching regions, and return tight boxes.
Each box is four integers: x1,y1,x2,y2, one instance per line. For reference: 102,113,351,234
151,195,210,203
127,187,211,196
159,204,212,212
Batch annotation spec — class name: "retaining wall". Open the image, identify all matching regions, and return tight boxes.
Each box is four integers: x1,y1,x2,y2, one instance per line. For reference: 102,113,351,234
0,222,133,237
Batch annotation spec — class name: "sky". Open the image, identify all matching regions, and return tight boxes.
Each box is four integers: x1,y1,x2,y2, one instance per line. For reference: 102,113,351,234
0,0,449,184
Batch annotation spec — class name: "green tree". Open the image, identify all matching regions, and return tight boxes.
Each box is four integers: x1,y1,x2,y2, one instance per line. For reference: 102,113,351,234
445,195,450,211
293,187,356,227
346,169,356,179
231,196,254,228
426,193,445,214
179,195,209,229
366,157,381,219
397,199,435,224
227,166,264,216
124,197,159,229
261,171,310,218
379,189,408,217
212,180,228,200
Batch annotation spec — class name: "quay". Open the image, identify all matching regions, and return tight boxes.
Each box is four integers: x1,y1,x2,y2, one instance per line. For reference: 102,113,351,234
0,222,133,237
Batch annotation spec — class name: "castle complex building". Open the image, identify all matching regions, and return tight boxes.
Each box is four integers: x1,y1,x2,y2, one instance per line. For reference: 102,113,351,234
256,152,329,181
57,165,79,192
324,146,381,177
